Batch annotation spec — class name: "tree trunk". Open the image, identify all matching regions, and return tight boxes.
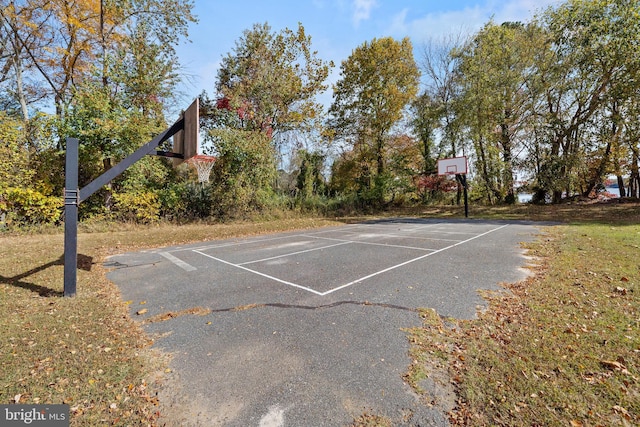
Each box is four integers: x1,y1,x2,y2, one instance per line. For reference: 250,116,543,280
376,136,384,177
583,139,612,197
550,138,563,204
6,13,29,121
629,145,640,198
477,134,493,205
617,175,626,198
12,52,29,121
500,122,515,204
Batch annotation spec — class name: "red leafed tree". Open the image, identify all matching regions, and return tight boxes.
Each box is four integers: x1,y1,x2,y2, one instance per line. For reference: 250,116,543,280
414,174,457,201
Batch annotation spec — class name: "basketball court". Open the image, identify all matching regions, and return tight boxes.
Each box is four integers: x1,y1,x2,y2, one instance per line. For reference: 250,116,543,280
72,99,542,425
106,217,542,426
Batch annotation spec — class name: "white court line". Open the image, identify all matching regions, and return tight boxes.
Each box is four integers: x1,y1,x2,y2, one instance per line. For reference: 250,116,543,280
328,231,460,243
160,224,363,254
343,224,480,236
413,230,482,235
298,224,361,235
159,251,197,272
319,224,509,295
354,222,441,230
156,222,431,254
192,224,508,296
376,233,460,242
193,250,325,296
188,234,298,252
300,234,440,251
180,225,363,253
162,233,311,253
238,241,352,266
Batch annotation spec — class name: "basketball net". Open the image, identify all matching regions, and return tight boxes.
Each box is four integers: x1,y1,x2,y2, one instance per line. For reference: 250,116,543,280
187,155,216,183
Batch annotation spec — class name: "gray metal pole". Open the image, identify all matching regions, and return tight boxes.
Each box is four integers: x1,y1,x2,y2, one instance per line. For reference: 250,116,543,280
456,174,469,218
64,138,79,297
463,175,468,218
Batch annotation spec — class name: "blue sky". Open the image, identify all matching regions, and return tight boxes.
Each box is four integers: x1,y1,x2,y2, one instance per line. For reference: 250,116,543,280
176,0,561,105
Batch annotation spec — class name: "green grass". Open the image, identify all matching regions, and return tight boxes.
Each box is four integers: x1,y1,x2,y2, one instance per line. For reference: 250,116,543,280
0,217,342,426
405,207,640,426
1,203,639,426
461,224,638,425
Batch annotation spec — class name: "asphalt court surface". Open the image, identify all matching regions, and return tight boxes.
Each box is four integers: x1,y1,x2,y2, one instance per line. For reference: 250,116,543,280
107,218,543,426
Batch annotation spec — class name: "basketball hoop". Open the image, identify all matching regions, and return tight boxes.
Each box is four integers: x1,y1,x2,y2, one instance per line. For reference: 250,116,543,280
437,156,468,176
437,156,470,218
187,154,216,183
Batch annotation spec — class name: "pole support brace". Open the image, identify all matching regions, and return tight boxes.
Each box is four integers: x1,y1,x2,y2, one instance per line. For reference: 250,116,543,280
64,189,80,206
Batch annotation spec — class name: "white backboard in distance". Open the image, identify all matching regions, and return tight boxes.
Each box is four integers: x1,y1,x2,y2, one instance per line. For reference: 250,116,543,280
437,156,468,175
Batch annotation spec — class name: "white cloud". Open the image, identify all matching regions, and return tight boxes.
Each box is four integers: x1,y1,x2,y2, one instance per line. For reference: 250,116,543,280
490,0,560,23
386,0,562,45
387,6,485,43
312,0,326,9
352,0,378,27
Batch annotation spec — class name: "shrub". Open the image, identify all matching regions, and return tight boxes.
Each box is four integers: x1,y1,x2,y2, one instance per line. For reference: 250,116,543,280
157,184,187,220
208,129,277,219
1,187,62,226
182,183,213,220
112,191,160,223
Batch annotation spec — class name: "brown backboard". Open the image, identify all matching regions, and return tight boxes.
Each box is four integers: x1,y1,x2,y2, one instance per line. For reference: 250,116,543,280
172,98,199,166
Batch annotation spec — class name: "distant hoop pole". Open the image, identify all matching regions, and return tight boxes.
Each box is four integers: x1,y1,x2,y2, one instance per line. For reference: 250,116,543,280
438,156,469,218
456,174,469,218
188,154,216,183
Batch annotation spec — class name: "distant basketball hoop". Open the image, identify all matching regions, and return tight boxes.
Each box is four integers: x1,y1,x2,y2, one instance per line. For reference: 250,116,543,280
437,156,468,176
188,154,216,183
437,156,469,218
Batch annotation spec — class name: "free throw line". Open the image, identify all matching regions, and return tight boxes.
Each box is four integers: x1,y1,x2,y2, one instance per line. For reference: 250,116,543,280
159,251,197,272
191,224,509,296
193,250,325,296
321,224,509,295
238,241,352,266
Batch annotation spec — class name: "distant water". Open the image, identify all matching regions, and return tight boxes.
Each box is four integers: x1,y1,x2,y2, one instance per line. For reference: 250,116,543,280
606,187,620,197
518,193,533,203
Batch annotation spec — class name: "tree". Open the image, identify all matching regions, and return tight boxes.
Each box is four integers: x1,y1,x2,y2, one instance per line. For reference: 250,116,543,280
417,33,467,158
200,22,331,213
579,0,640,198
208,22,332,145
328,37,420,203
532,0,639,202
456,21,539,204
414,33,468,205
411,92,440,176
208,128,277,219
0,1,55,120
0,0,195,119
621,88,640,198
295,148,326,200
0,111,33,189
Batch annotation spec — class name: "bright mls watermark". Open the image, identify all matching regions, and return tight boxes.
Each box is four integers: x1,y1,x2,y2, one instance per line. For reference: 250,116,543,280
1,405,69,426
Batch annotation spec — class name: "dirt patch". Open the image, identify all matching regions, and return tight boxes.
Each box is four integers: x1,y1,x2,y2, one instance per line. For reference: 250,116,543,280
142,306,211,324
